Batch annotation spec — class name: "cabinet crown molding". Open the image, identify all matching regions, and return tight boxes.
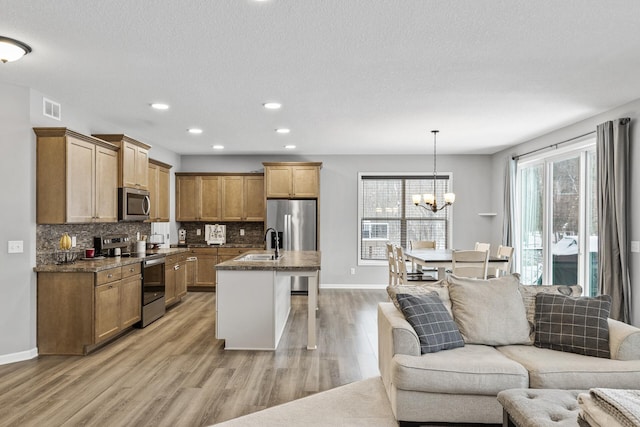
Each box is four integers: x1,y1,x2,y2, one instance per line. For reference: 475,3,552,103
92,134,152,150
33,127,119,151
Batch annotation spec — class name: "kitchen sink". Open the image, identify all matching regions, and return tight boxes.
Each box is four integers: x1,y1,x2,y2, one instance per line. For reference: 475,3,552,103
237,253,283,261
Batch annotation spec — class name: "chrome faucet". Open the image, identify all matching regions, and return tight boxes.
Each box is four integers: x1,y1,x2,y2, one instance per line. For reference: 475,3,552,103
264,228,280,259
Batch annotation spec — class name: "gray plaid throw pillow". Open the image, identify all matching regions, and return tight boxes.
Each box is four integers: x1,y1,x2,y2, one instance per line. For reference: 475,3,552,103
396,292,464,354
534,293,611,358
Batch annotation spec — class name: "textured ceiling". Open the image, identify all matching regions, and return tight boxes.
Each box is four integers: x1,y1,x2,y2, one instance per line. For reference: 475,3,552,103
2,0,640,155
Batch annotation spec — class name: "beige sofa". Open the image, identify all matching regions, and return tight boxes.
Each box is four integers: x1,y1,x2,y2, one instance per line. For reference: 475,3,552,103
378,279,640,425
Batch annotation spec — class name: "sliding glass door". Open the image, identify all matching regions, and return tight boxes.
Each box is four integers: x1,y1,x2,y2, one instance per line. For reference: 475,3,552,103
516,141,597,295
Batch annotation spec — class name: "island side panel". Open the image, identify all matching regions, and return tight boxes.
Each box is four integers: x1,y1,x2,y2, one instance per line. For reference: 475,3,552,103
216,269,277,350
274,272,292,346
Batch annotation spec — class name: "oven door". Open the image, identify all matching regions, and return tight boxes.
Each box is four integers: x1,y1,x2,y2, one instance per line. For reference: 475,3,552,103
141,256,166,327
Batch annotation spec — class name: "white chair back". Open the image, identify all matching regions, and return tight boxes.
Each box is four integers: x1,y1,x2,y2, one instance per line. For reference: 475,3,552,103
452,250,489,279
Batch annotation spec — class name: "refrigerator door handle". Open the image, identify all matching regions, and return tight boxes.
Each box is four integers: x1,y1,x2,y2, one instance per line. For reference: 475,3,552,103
284,214,291,251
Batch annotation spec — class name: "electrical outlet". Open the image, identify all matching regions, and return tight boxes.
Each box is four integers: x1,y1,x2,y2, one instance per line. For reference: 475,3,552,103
632,241,640,253
71,236,77,247
8,240,23,254
196,229,201,236
240,229,245,236
350,267,356,275
136,231,140,240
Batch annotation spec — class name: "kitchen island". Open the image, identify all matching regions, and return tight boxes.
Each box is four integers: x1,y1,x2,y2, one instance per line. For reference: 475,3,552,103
215,250,321,350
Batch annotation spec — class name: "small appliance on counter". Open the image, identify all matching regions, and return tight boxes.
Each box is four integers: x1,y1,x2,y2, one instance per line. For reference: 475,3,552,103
205,224,226,245
178,228,187,245
94,234,131,257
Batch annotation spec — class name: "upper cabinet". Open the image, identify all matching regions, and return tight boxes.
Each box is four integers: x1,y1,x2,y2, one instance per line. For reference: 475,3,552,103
221,175,265,221
175,174,222,221
176,173,264,222
148,159,172,222
35,128,119,224
92,134,150,190
263,162,322,198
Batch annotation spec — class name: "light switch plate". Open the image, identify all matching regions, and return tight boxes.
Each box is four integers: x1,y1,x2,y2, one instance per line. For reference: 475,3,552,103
8,240,24,253
631,241,640,253
240,229,245,236
196,229,201,236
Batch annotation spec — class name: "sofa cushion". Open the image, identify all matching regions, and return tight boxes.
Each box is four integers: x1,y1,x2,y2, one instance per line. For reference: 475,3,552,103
391,344,529,395
497,345,640,389
535,294,611,358
387,281,451,314
519,284,583,340
447,274,531,346
396,292,464,354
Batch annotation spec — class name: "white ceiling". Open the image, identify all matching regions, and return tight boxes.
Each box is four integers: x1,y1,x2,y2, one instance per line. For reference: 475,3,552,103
2,0,640,156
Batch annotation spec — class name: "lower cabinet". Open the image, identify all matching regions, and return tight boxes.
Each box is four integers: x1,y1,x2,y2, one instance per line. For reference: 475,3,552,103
188,247,263,291
38,263,142,355
165,253,188,307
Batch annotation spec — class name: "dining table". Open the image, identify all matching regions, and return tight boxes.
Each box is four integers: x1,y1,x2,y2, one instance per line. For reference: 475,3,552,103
403,248,511,280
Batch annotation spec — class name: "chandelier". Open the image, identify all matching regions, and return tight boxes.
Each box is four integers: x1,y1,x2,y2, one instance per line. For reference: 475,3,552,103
412,130,455,213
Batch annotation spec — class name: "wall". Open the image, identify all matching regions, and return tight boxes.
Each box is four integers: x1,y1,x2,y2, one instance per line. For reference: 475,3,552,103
181,153,495,286
489,97,640,326
0,83,37,362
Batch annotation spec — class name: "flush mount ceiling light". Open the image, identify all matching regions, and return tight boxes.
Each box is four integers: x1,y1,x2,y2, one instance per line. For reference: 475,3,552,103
275,128,290,134
0,36,32,63
212,145,224,150
188,128,203,134
150,103,170,110
284,145,296,150
412,130,456,213
263,102,282,110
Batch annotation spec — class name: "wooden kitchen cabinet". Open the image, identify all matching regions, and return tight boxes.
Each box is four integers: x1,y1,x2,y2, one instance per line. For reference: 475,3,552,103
187,247,262,291
221,175,264,221
35,128,119,224
165,253,188,307
93,134,150,190
37,263,142,355
263,162,322,198
175,174,222,221
148,159,172,222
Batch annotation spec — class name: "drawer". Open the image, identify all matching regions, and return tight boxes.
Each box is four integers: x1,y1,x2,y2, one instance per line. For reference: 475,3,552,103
218,247,262,257
96,267,122,285
121,263,141,278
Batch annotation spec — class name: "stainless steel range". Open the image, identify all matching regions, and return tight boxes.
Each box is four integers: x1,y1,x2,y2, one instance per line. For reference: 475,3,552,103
141,255,166,327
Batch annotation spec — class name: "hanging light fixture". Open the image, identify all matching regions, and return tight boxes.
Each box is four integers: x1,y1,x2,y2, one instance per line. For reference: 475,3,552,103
0,36,32,63
412,130,455,212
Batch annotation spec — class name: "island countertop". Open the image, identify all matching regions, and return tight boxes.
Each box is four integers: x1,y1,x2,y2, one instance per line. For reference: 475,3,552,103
215,250,321,271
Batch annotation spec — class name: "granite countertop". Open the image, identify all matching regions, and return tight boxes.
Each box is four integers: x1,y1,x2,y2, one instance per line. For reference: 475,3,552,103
34,247,190,273
215,250,321,271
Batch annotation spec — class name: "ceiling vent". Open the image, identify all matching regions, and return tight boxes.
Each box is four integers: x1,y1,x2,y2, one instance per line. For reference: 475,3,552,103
43,97,61,120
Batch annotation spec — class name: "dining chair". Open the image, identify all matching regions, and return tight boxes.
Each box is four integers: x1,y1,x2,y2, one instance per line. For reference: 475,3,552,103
386,243,399,286
474,242,491,253
410,240,436,250
408,240,437,272
451,250,490,279
487,245,515,278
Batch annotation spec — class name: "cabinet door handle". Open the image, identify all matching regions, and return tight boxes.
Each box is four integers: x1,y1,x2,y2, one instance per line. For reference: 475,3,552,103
129,268,135,272
174,265,180,270
107,273,113,278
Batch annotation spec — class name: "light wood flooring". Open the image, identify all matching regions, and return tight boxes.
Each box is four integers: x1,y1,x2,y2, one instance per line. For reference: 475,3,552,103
0,289,388,427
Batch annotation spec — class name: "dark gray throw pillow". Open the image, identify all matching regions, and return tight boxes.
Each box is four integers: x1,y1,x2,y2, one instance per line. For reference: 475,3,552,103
534,293,611,358
396,292,465,354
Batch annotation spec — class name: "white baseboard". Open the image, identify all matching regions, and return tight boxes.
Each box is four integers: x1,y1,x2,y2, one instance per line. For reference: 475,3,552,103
0,347,38,366
320,283,387,290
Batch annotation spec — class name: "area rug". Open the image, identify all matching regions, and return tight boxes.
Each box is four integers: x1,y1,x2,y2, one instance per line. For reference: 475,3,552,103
213,376,397,426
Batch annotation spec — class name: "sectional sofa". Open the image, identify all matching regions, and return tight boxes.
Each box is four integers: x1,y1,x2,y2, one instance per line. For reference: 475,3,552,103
378,275,640,425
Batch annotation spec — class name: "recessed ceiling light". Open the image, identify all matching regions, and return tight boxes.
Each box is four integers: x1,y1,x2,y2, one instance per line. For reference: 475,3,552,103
212,145,224,150
275,128,290,134
284,145,296,150
263,102,282,110
150,103,170,110
188,128,203,134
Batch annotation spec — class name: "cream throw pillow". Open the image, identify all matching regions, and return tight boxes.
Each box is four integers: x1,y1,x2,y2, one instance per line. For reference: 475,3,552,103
448,274,531,346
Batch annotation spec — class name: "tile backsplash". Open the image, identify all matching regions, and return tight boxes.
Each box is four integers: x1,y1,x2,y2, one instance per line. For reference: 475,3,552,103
179,222,264,246
37,222,152,265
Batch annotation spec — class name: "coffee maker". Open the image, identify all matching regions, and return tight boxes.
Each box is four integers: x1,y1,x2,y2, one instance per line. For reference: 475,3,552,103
94,234,130,257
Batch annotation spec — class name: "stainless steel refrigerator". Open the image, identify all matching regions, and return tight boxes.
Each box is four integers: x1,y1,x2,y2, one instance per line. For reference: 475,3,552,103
266,199,317,294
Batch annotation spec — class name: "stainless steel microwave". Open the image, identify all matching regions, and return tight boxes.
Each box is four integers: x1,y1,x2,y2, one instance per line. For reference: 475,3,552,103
119,187,150,221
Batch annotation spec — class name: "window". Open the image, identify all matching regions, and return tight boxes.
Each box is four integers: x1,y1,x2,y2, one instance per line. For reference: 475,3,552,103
516,139,597,295
358,173,453,264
